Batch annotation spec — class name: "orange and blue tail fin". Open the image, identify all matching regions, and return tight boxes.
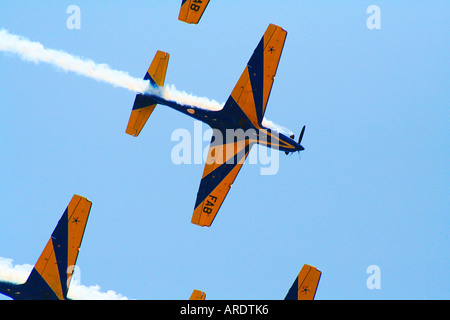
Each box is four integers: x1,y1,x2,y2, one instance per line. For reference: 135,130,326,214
125,50,169,137
284,264,321,300
23,195,92,300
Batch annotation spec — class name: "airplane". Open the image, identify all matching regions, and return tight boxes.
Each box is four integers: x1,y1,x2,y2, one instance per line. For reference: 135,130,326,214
189,264,321,300
125,24,306,227
0,195,92,300
178,0,210,24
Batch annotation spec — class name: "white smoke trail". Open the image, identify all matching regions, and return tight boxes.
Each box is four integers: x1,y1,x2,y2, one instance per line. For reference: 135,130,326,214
0,28,221,109
0,257,128,300
161,84,223,111
0,29,290,133
261,118,294,136
0,29,149,94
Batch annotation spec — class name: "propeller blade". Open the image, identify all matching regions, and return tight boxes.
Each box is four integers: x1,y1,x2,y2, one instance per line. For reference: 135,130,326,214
298,125,306,144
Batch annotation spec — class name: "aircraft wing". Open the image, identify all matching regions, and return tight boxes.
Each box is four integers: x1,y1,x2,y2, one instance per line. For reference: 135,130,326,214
284,264,322,300
191,131,254,227
225,24,287,128
30,195,92,300
178,0,210,24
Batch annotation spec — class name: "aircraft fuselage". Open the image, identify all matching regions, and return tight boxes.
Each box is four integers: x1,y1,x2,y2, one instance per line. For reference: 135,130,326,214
0,280,60,300
147,93,304,153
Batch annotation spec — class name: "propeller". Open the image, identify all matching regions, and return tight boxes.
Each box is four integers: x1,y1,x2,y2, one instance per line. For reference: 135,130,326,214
298,125,306,145
285,126,306,155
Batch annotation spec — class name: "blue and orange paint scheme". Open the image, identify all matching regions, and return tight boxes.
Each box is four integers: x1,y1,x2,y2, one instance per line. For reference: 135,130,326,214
0,195,92,300
126,24,306,227
178,0,210,24
190,264,321,300
284,264,322,300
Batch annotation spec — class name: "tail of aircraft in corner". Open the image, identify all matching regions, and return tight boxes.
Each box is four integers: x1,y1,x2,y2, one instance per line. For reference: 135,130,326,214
189,289,206,300
189,264,321,300
284,264,322,300
0,195,92,300
125,50,170,137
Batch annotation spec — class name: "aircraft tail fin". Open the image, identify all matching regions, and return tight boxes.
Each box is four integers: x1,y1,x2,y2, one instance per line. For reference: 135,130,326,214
24,195,92,300
189,289,206,300
126,50,170,137
284,264,321,300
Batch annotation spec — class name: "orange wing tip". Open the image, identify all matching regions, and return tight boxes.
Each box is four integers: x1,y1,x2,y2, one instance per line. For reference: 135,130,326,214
191,209,213,227
178,1,189,23
178,0,210,24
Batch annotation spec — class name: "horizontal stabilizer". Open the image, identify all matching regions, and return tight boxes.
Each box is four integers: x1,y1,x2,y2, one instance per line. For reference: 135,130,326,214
126,50,169,137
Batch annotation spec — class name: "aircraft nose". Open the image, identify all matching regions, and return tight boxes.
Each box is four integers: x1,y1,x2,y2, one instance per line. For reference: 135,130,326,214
298,145,305,151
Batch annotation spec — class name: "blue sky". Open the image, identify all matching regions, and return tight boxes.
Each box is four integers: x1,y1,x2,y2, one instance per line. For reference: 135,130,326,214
0,1,448,300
